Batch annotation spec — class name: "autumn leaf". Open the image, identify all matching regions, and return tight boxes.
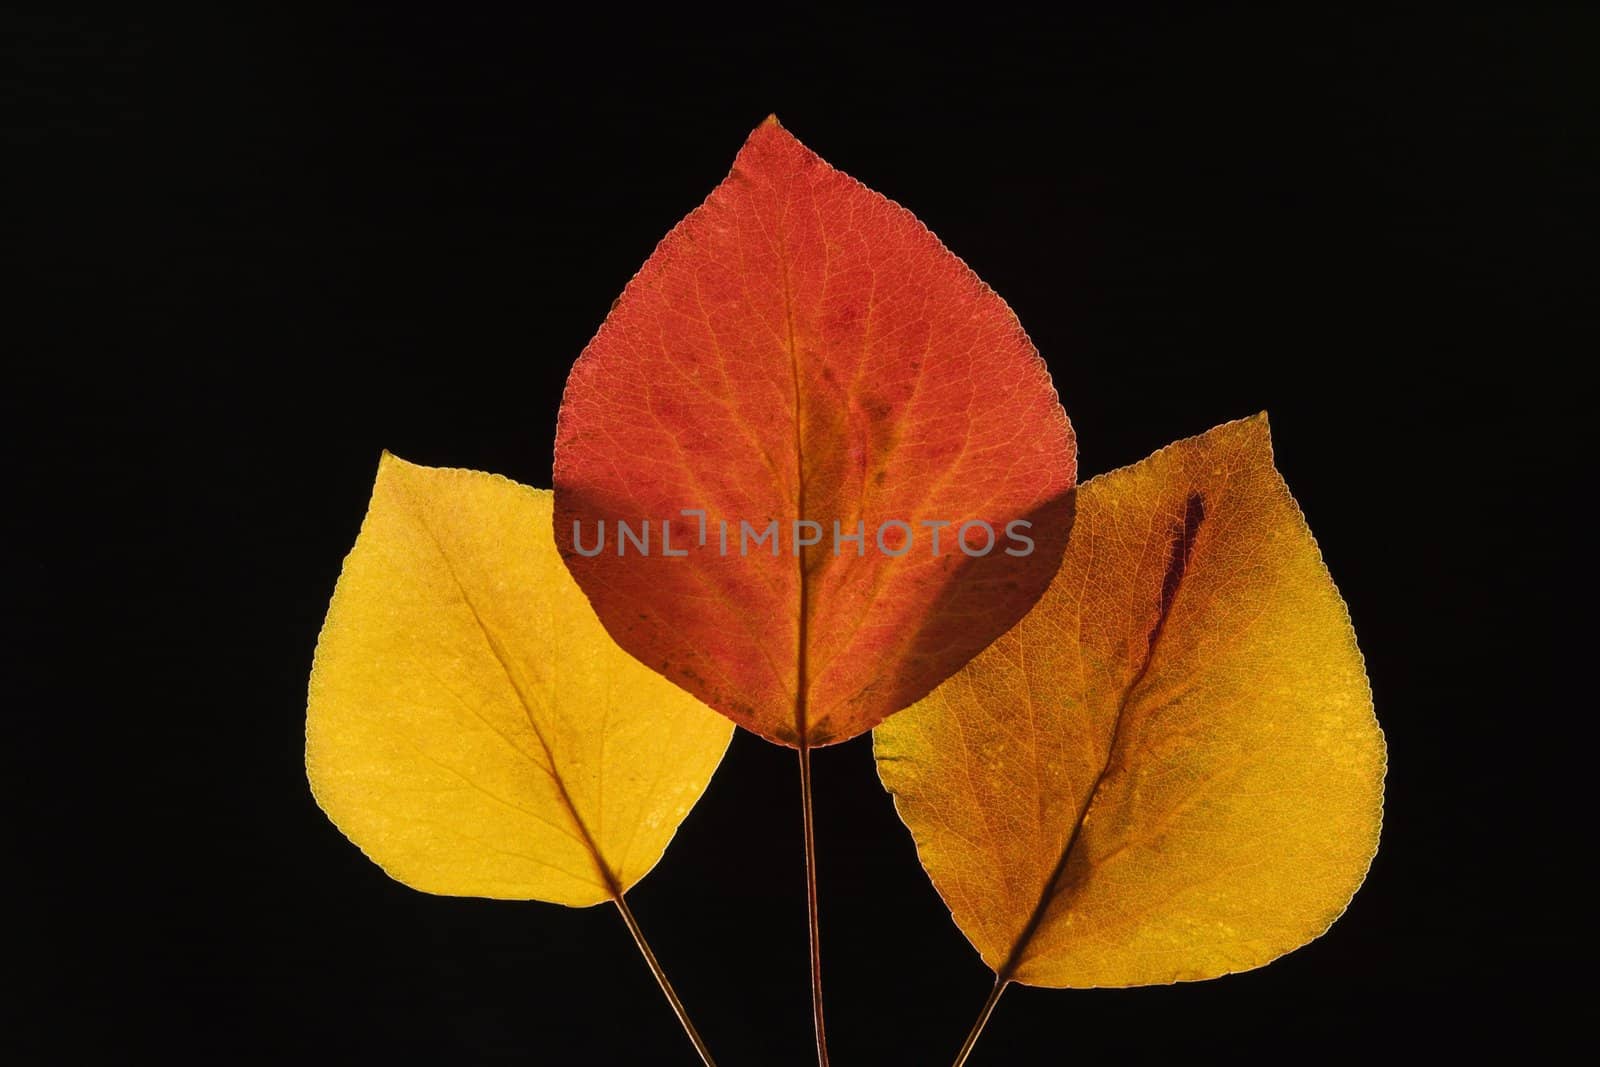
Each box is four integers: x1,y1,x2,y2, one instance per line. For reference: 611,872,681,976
874,416,1384,1012
553,116,1076,748
306,454,733,905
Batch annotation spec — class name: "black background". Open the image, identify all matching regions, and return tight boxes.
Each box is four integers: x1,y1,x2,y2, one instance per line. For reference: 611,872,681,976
8,9,1587,1064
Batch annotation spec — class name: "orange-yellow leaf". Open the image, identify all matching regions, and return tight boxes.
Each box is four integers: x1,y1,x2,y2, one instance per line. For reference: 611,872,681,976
306,454,733,905
874,415,1385,986
553,117,1076,748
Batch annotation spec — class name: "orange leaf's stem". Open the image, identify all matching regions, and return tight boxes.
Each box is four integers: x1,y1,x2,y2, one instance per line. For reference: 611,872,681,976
612,893,719,1067
798,743,830,1067
951,978,1010,1067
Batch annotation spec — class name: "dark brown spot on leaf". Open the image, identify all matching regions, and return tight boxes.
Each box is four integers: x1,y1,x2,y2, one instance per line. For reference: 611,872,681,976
1150,491,1206,655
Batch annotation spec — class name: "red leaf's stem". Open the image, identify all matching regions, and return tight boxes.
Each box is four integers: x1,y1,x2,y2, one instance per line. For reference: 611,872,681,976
951,978,1010,1067
612,893,719,1067
798,743,830,1067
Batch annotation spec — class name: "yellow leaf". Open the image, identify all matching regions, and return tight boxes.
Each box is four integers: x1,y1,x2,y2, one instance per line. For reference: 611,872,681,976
874,415,1385,987
306,454,734,906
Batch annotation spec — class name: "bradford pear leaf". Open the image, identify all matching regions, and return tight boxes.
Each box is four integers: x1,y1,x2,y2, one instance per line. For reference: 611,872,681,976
553,116,1076,748
306,454,733,905
875,415,1385,988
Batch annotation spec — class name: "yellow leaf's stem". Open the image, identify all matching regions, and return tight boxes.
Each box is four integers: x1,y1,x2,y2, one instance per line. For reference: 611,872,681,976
612,893,719,1067
951,978,1010,1067
799,743,830,1067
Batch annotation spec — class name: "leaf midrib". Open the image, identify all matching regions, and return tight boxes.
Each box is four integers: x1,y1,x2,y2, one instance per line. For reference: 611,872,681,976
414,503,622,898
992,493,1205,983
779,192,811,746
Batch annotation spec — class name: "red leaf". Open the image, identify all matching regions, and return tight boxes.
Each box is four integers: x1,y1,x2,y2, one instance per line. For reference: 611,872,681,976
554,117,1075,747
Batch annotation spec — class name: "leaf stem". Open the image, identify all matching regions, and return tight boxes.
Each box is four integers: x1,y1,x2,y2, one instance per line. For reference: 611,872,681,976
612,893,718,1067
798,743,830,1067
951,978,1010,1067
